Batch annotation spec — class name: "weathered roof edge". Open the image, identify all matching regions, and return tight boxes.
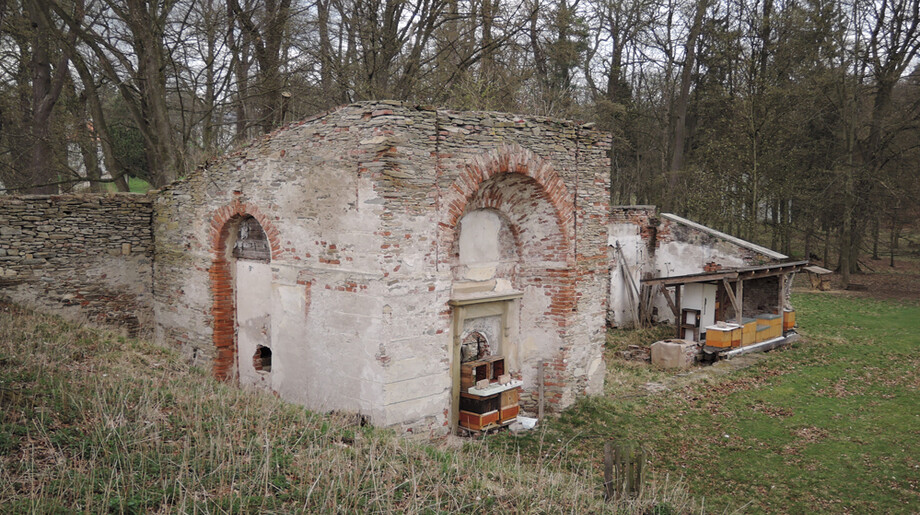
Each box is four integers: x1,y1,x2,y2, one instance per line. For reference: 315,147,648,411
641,260,809,286
661,212,788,261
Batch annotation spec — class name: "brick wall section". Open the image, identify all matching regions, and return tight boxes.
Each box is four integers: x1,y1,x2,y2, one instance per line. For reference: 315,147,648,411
0,194,154,334
434,113,611,410
610,206,783,268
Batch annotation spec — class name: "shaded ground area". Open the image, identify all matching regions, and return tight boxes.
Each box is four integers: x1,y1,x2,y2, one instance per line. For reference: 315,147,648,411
842,257,920,303
799,256,920,304
498,294,920,513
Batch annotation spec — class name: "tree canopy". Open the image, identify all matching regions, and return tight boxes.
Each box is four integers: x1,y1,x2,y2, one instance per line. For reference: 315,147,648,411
1,0,917,281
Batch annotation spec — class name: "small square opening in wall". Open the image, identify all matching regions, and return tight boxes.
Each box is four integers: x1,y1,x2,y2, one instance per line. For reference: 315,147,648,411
253,345,272,372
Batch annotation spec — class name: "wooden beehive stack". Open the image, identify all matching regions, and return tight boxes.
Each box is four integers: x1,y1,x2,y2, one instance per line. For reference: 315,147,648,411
459,356,521,432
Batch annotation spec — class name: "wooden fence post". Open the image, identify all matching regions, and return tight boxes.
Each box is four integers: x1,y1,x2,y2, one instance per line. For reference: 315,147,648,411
603,442,615,500
537,361,545,421
603,441,646,501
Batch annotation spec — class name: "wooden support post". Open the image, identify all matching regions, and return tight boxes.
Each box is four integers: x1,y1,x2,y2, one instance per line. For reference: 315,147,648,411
674,285,682,338
777,274,786,314
603,442,615,501
450,306,463,435
603,442,646,501
735,279,744,326
722,278,740,319
538,361,545,421
660,285,678,318
639,284,651,326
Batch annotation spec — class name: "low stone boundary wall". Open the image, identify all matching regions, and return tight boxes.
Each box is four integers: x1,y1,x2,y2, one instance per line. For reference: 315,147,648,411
0,194,154,334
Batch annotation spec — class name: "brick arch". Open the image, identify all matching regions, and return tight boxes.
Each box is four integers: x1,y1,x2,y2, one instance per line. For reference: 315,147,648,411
440,143,575,266
208,199,282,381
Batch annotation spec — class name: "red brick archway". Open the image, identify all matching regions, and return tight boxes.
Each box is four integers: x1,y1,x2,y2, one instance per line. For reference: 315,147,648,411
442,145,579,409
208,199,282,380
439,143,575,267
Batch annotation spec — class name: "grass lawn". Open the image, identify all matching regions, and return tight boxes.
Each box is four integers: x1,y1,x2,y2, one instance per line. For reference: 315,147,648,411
0,303,693,514
103,177,151,193
499,293,920,513
2,293,917,512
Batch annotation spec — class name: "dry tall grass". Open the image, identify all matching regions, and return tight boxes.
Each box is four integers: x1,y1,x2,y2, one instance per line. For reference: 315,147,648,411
0,303,698,513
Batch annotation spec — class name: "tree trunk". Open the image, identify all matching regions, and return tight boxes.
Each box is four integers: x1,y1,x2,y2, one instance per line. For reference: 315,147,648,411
871,215,879,260
666,0,708,210
771,200,778,250
804,224,812,262
889,216,898,267
481,0,495,81
133,15,181,187
822,220,829,267
70,50,129,192
317,0,334,103
781,199,791,256
839,168,853,288
25,0,70,194
72,86,104,192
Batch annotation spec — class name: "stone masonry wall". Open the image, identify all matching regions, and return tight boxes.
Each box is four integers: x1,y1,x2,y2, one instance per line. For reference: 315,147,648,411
432,112,611,410
0,194,154,334
154,102,610,433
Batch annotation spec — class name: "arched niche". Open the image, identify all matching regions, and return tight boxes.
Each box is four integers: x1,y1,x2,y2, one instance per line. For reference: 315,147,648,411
455,209,518,285
210,209,279,388
447,167,574,434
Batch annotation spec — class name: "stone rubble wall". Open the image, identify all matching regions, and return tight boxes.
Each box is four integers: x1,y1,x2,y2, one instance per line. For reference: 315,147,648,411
431,109,611,410
0,194,154,334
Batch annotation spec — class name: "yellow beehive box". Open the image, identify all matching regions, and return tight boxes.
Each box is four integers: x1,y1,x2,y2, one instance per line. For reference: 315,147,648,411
757,313,782,340
705,323,740,348
783,309,796,333
755,324,771,343
741,317,758,346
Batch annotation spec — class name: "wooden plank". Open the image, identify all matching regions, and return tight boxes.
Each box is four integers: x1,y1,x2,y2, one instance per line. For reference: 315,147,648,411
642,260,810,286
660,285,679,317
736,263,808,281
674,285,682,338
642,271,738,286
603,442,615,501
538,361,545,420
616,244,642,328
640,284,656,326
722,278,740,316
451,306,463,435
735,279,744,326
778,274,786,314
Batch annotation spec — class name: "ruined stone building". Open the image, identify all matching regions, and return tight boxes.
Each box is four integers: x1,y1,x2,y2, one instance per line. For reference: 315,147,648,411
0,101,797,434
607,206,790,328
149,103,612,432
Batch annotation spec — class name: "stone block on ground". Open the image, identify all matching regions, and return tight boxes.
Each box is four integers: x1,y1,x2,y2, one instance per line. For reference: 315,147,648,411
651,339,700,369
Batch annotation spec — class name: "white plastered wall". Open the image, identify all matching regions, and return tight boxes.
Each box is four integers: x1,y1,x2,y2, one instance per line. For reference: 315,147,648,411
608,210,787,327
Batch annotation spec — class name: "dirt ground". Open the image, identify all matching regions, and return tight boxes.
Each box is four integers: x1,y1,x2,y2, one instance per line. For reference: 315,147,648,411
794,256,920,304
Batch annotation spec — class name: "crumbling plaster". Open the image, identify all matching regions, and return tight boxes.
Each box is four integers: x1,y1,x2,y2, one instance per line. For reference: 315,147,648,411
154,101,611,433
608,207,787,327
